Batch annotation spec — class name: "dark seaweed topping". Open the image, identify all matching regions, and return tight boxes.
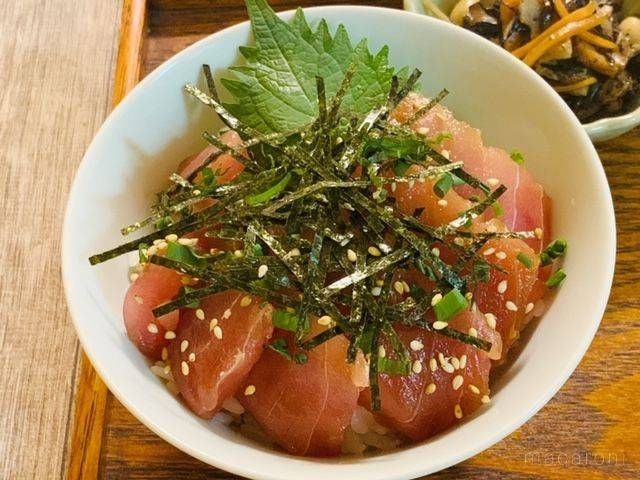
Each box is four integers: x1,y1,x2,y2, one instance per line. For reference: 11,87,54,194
88,66,525,410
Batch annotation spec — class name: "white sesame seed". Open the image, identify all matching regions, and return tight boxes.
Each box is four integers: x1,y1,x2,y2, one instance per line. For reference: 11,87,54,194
433,321,448,330
165,233,178,242
153,239,163,246
438,352,446,365
378,345,386,358
209,318,218,331
402,281,410,294
192,189,201,196
223,309,232,319
161,347,168,361
429,358,438,372
180,340,189,353
484,313,497,329
394,281,404,294
468,327,478,337
188,352,196,362
129,272,139,282
497,280,508,294
431,293,443,306
408,180,415,188
178,237,198,246
443,362,455,374
164,330,176,340
534,227,543,239
195,309,205,320
431,247,440,257
451,357,460,370
487,178,500,187
454,404,463,419
469,384,480,394
233,249,244,258
417,127,430,135
525,302,535,314
452,375,464,390
453,236,465,246
441,150,450,159
410,340,424,351
391,182,397,193
287,248,301,258
425,383,436,394
437,199,448,207
368,246,382,257
481,395,491,404
156,241,168,251
460,355,467,369
134,295,144,305
483,247,496,256
372,286,382,296
495,251,507,260
181,361,190,376
240,296,253,307
412,360,423,374
244,385,256,396
164,365,171,375
317,315,332,326
347,249,357,262
213,326,223,339
258,264,269,278
506,301,518,312
486,224,498,233
147,323,158,334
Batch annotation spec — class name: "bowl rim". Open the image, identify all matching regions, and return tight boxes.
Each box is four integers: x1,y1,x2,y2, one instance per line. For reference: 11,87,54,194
62,5,616,479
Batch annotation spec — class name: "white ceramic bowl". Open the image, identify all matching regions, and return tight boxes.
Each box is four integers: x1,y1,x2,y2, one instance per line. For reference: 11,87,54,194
404,0,640,142
62,6,616,479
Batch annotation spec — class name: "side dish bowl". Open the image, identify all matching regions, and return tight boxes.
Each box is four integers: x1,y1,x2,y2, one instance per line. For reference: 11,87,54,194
404,0,640,142
62,6,615,479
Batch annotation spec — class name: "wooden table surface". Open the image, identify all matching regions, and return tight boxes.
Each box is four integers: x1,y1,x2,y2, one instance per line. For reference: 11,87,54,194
2,1,639,479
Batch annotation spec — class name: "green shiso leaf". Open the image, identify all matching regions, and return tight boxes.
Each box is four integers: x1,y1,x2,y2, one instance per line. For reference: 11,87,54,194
165,242,201,266
220,0,397,133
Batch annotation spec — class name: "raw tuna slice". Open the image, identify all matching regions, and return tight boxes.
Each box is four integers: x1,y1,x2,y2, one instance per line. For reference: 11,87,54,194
123,264,184,359
168,290,274,419
361,308,500,441
177,130,244,182
474,238,542,356
391,93,548,252
239,325,363,456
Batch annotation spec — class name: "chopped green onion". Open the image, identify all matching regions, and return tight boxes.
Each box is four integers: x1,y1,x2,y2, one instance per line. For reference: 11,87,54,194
433,173,453,198
546,269,566,287
428,131,452,145
516,252,533,269
510,150,525,165
378,357,411,375
138,243,149,264
491,201,504,218
272,309,300,332
246,171,293,206
166,242,201,266
540,239,567,266
433,288,469,322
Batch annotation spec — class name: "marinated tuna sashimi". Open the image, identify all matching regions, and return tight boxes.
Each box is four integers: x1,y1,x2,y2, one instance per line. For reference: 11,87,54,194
89,7,566,458
239,325,364,456
168,290,274,418
123,264,184,359
361,309,500,441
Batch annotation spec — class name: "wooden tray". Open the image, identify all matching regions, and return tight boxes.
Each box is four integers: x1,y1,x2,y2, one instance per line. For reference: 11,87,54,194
67,1,640,478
